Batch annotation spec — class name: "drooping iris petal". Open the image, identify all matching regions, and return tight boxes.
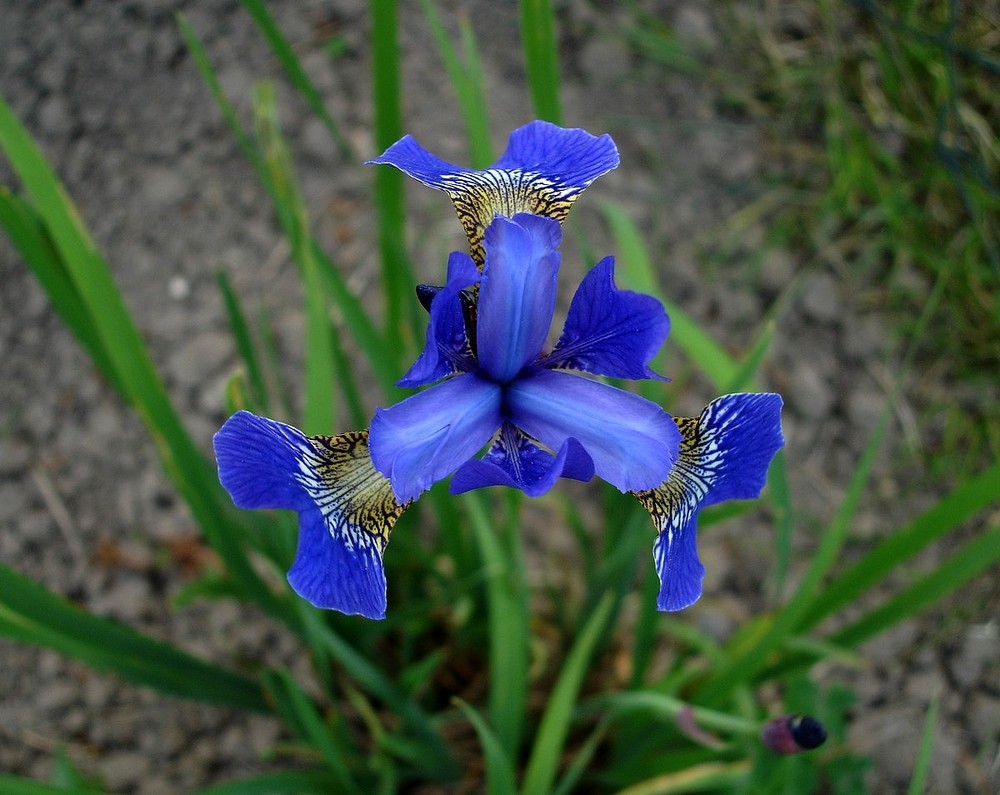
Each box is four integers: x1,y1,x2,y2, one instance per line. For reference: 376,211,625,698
477,214,561,383
368,121,619,263
543,256,670,381
634,392,784,611
369,374,502,502
507,369,680,493
398,251,480,388
450,423,594,497
213,412,408,619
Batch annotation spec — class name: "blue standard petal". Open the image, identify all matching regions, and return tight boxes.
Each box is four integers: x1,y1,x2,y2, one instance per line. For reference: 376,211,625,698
214,412,408,619
542,256,670,381
477,214,561,383
369,374,502,502
507,370,680,493
635,393,784,611
398,251,480,388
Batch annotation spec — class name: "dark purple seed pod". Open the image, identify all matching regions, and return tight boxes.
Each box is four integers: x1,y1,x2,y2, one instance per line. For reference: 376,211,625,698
760,714,827,754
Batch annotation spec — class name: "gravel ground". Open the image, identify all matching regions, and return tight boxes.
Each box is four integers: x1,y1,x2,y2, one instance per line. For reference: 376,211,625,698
1,1,997,792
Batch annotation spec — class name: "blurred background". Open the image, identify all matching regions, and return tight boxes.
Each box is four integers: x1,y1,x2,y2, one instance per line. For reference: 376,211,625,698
1,1,997,792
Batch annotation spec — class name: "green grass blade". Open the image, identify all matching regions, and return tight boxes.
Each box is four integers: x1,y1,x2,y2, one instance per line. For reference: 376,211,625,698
240,0,354,159
796,458,1000,632
832,520,1000,649
521,592,614,795
262,668,363,794
252,81,336,433
600,691,759,738
908,694,939,795
192,771,349,795
0,561,269,712
0,777,102,795
698,404,891,704
601,202,740,388
0,189,123,395
216,271,269,412
723,319,776,393
177,15,259,171
464,491,530,759
371,0,415,362
299,609,458,777
767,451,794,599
0,93,291,625
180,16,395,397
453,698,519,795
421,0,493,167
518,0,562,123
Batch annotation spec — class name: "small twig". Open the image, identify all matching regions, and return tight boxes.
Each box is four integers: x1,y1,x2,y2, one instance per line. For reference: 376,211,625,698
31,466,86,570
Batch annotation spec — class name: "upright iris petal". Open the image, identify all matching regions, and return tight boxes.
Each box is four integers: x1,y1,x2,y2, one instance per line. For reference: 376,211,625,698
476,214,560,383
368,120,619,263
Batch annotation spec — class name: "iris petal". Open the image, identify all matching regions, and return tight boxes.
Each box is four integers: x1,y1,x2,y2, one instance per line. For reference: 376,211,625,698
368,121,619,263
398,252,480,387
634,393,784,611
214,412,407,619
450,423,594,497
493,121,620,187
369,374,502,502
507,370,680,493
543,256,670,380
477,214,561,383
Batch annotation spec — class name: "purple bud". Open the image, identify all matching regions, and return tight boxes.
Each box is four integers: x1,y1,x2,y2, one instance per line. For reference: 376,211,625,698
760,714,827,755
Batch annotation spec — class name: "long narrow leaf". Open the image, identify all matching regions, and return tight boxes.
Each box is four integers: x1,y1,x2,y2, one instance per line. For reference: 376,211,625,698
192,770,348,795
454,698,519,795
698,404,891,704
179,18,395,396
464,491,530,759
216,271,269,412
831,520,1000,649
371,0,415,361
262,669,362,794
299,609,458,778
0,777,102,795
0,94,291,626
521,592,614,795
421,0,493,167
253,82,336,433
0,191,122,394
240,0,354,159
0,562,269,712
796,458,1000,632
518,0,562,123
908,694,939,795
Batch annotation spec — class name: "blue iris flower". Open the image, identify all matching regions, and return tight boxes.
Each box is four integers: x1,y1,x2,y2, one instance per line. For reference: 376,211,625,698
370,212,679,502
214,122,785,620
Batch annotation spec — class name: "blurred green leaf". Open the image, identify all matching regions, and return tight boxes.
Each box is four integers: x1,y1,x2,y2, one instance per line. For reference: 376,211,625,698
454,698,519,795
241,0,354,159
521,592,614,795
518,0,561,123
0,561,269,712
422,1,493,168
